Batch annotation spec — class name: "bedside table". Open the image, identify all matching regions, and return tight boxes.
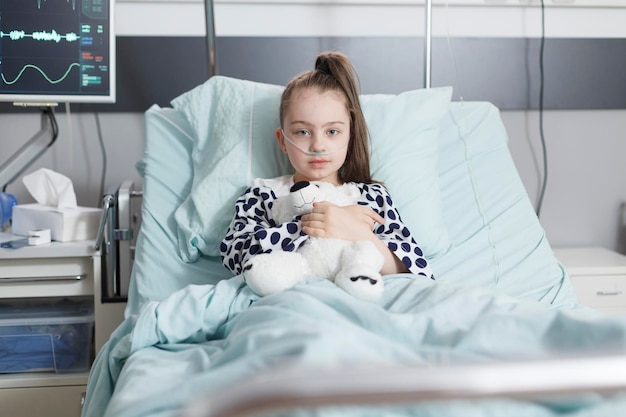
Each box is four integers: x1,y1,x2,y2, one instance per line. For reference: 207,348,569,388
554,246,626,315
0,233,126,417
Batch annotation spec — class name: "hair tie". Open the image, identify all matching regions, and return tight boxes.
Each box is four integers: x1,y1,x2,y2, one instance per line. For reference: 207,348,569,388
315,59,332,76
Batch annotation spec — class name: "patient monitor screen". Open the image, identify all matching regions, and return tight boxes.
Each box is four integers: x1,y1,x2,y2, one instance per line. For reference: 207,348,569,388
0,0,115,103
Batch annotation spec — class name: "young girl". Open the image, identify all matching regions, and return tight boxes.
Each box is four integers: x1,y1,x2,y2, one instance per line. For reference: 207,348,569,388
220,51,434,288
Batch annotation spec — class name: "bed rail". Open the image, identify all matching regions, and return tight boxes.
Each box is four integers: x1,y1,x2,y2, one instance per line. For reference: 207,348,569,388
95,180,143,302
181,354,626,417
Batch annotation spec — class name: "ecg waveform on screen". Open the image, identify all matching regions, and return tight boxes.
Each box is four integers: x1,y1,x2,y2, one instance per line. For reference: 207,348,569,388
0,29,80,43
1,63,80,86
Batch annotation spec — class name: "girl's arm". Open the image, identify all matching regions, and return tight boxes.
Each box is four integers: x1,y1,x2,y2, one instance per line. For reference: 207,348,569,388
363,184,433,279
300,183,433,279
220,186,308,275
371,232,411,275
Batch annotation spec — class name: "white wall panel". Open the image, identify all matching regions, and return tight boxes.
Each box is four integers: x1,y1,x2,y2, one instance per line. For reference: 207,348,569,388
117,0,626,6
115,2,206,36
115,1,626,38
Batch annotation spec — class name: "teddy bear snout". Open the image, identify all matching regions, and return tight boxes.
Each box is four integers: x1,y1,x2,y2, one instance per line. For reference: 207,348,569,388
291,182,319,210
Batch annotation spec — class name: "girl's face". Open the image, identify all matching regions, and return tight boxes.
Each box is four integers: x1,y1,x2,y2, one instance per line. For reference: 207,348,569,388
276,88,350,185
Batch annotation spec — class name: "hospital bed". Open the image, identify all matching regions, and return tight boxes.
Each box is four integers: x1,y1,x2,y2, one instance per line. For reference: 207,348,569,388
81,76,626,417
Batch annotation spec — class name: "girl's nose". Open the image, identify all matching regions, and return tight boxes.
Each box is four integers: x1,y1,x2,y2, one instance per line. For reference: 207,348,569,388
309,132,326,152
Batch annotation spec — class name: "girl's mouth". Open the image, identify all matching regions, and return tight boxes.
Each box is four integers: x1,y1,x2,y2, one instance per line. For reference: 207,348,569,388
310,159,328,167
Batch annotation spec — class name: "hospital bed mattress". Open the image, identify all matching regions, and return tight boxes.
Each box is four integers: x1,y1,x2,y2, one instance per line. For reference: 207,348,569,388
81,77,622,417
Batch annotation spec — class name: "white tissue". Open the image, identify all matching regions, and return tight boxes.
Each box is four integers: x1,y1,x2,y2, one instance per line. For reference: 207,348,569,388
22,168,78,209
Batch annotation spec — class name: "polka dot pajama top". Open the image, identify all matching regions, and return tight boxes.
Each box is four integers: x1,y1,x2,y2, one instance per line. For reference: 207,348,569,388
220,175,434,280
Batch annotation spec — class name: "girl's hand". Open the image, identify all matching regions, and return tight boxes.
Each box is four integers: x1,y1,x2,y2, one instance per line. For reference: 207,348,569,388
302,201,408,275
300,201,384,241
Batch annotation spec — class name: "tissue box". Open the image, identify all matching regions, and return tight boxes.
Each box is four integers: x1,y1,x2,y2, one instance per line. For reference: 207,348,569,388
12,204,101,242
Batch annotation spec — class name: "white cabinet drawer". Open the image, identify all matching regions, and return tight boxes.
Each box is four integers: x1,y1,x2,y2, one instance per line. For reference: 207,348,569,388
0,238,102,417
569,275,626,309
0,257,94,298
0,384,86,417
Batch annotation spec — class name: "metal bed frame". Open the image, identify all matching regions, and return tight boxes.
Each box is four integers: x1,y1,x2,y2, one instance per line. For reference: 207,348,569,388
182,354,626,417
95,180,142,302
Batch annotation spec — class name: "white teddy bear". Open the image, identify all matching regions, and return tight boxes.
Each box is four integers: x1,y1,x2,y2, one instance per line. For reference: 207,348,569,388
242,181,385,302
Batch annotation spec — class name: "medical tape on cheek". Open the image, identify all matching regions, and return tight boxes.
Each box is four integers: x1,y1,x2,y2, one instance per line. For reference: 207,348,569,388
281,130,347,156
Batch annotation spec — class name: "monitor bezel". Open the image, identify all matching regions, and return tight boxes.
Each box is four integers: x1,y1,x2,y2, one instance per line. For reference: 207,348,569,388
0,0,116,105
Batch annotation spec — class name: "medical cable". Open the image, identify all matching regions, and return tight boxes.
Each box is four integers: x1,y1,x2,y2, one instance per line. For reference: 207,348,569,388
65,102,74,178
95,112,107,205
1,106,59,194
535,0,548,219
280,129,348,156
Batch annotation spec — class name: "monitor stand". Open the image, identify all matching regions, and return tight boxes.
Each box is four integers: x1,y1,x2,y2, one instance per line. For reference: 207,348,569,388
0,104,58,191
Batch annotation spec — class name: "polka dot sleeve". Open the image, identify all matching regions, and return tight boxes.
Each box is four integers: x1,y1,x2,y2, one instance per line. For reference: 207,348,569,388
357,183,434,280
220,185,309,275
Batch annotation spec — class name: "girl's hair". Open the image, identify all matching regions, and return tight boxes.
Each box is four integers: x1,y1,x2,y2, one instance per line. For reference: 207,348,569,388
279,51,375,184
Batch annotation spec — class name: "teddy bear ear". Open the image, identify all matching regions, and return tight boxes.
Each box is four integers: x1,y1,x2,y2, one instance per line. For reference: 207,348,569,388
290,181,311,192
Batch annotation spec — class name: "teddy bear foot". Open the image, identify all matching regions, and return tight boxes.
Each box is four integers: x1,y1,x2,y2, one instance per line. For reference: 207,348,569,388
243,252,309,296
333,240,385,302
335,268,384,302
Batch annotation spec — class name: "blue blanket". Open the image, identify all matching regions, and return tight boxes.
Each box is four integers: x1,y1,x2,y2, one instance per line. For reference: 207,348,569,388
83,276,626,417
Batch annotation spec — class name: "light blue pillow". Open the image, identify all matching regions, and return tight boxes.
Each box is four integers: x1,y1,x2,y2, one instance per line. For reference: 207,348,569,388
432,102,579,307
362,91,452,259
172,76,453,264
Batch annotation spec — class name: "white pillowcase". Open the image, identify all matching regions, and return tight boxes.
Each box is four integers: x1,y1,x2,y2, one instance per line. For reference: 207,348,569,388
172,76,453,264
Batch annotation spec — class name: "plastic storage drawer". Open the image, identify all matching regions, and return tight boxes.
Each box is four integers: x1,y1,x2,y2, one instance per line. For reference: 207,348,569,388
0,299,94,373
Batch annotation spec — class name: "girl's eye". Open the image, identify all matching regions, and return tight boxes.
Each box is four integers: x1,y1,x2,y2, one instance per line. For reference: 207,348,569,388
295,129,310,137
328,129,339,136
